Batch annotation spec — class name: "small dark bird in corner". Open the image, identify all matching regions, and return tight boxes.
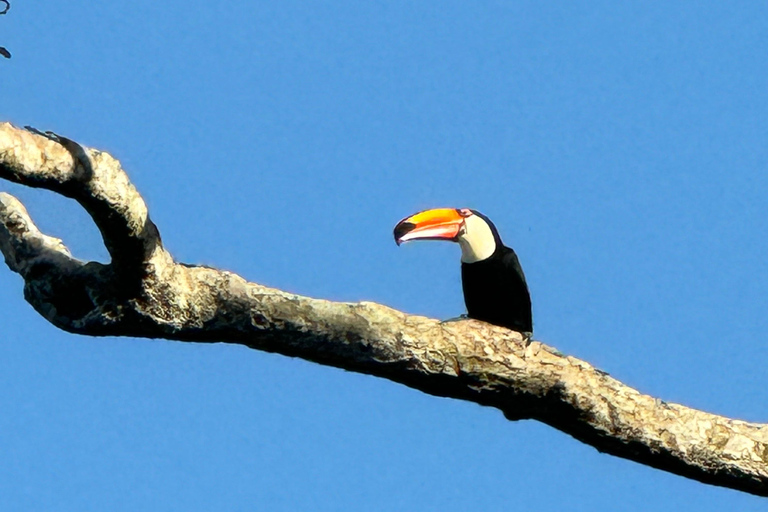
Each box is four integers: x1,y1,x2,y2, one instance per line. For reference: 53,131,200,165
1,0,10,59
394,208,532,335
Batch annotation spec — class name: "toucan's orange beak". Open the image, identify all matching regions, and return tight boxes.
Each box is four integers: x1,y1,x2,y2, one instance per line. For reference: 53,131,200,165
394,208,464,245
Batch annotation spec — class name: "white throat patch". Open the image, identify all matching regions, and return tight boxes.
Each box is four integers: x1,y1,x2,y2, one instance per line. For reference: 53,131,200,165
458,214,497,263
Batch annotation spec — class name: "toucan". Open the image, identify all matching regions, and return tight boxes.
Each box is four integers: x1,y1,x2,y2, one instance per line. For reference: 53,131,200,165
393,208,532,334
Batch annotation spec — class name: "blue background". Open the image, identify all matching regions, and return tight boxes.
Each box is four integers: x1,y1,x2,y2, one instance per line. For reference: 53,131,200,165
2,1,767,509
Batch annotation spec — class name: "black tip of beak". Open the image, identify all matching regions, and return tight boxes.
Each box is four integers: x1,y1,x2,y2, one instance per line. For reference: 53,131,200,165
394,221,415,245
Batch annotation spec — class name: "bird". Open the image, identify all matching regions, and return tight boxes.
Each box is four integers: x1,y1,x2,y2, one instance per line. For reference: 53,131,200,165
393,208,532,334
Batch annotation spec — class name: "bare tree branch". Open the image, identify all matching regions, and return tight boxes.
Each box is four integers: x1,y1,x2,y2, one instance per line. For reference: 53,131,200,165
1,121,767,496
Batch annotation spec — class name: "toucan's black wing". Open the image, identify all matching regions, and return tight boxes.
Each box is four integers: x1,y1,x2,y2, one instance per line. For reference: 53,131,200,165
461,245,532,333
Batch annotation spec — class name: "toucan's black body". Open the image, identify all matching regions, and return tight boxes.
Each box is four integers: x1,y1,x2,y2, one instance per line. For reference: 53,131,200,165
461,244,532,333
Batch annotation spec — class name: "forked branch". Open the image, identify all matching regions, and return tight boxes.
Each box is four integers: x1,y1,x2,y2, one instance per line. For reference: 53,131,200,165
1,122,767,496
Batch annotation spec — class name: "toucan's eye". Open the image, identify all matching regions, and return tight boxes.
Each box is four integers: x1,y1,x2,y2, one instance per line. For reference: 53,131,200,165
458,208,473,218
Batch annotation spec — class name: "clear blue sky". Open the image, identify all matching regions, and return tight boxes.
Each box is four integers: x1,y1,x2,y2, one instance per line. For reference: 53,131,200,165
2,1,768,509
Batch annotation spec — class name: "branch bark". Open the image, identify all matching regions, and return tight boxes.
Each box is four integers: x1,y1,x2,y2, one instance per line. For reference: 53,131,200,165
1,121,767,496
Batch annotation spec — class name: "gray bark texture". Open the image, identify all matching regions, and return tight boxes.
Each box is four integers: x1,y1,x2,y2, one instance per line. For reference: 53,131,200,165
1,121,767,496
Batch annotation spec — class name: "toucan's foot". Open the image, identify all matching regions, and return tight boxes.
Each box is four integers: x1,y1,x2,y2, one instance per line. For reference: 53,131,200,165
440,314,470,324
